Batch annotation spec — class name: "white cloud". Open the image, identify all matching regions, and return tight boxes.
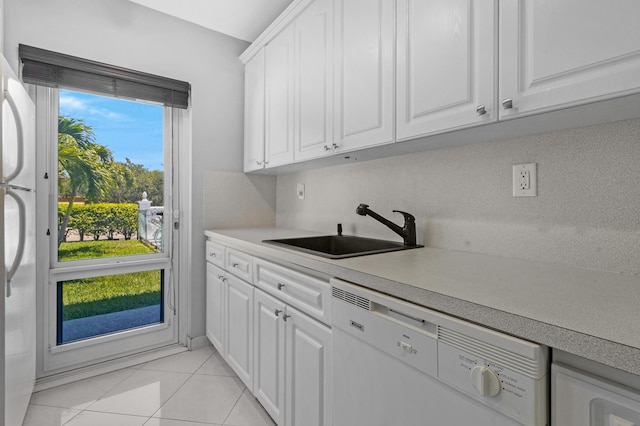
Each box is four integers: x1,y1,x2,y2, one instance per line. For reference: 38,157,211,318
59,94,130,122
59,94,87,111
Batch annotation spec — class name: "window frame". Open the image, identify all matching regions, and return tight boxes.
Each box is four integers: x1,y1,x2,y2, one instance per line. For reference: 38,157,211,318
34,85,183,374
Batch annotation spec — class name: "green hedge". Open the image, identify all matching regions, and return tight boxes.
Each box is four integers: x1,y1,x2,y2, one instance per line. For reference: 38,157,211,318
59,203,138,241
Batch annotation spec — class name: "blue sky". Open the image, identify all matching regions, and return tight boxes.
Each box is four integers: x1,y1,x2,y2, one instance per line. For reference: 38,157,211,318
59,89,164,171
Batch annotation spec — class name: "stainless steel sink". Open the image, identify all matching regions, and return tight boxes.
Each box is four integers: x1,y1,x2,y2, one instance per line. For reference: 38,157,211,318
262,235,422,259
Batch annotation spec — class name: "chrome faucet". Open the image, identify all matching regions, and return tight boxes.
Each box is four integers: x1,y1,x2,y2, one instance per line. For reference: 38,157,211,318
356,203,418,246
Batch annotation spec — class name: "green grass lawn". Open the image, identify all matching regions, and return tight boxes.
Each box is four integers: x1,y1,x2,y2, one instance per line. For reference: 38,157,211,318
59,240,162,321
59,239,157,261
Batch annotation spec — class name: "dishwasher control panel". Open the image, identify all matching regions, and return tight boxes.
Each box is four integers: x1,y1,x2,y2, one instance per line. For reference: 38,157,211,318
438,341,547,426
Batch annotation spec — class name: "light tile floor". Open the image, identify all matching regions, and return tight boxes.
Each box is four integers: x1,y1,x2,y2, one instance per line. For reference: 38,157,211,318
23,346,276,426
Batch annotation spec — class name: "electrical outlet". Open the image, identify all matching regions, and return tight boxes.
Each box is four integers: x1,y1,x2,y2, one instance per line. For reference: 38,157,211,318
513,163,537,197
297,183,305,200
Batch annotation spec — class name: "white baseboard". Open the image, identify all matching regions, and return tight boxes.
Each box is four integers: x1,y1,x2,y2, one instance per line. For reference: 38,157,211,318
187,335,211,351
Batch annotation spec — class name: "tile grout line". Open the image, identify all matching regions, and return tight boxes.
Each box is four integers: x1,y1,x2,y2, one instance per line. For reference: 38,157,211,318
221,386,248,426
32,367,139,426
148,348,217,422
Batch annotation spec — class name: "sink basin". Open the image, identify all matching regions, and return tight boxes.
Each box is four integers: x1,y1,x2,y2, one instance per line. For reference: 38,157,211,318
262,235,422,259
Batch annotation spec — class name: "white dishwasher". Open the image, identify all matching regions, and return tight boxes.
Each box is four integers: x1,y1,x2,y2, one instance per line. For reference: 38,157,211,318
331,278,548,426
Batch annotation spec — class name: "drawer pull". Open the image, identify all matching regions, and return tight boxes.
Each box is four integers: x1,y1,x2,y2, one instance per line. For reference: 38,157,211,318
274,309,282,317
209,252,216,257
283,314,291,321
277,283,285,290
232,262,239,268
218,275,227,282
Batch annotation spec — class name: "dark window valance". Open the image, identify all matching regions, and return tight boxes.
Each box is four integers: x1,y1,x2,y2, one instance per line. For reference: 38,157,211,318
19,44,190,109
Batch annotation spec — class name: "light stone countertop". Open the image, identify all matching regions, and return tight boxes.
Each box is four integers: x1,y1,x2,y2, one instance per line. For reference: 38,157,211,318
204,227,640,376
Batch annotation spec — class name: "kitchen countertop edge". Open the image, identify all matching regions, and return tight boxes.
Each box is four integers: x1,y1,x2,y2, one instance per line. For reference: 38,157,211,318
204,228,640,376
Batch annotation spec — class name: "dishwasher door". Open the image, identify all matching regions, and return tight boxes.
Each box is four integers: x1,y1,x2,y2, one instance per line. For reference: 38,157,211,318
333,326,522,426
331,278,548,426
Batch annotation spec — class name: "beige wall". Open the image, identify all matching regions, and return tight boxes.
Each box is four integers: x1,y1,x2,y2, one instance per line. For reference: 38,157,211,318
277,118,640,275
203,171,276,230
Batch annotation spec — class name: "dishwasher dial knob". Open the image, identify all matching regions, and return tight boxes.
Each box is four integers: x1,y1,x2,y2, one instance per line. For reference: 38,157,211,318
471,366,501,397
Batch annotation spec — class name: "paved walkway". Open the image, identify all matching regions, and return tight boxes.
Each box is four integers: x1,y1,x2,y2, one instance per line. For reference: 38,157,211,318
62,305,161,343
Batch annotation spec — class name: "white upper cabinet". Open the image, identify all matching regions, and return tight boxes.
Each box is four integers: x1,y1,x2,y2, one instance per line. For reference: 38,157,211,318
499,0,640,119
396,0,496,140
294,0,334,161
333,0,395,152
242,0,640,170
265,25,296,167
243,48,266,172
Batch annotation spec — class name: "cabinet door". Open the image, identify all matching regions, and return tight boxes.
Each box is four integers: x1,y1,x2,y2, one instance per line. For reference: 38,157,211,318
499,0,640,119
285,306,333,426
244,48,266,172
253,289,286,425
334,0,395,151
294,0,334,161
205,263,225,354
396,0,496,140
265,25,296,167
225,275,254,391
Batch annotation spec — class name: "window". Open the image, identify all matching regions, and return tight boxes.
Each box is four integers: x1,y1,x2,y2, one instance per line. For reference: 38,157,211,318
22,44,189,371
55,89,168,343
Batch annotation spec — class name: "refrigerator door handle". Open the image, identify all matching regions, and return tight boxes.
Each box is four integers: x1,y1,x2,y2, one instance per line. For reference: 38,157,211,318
3,88,25,183
5,188,26,297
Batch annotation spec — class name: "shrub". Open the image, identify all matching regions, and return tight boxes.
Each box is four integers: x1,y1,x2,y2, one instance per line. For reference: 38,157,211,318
59,203,138,241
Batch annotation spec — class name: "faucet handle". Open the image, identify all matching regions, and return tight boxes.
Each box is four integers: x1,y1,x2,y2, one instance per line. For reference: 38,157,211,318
356,204,370,215
392,210,416,222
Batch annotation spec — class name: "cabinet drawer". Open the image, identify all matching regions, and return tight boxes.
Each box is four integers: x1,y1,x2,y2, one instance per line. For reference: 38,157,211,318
254,258,331,324
226,248,253,282
206,240,226,268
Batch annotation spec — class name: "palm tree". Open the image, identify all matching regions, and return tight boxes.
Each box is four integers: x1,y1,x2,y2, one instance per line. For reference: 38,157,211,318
57,116,117,246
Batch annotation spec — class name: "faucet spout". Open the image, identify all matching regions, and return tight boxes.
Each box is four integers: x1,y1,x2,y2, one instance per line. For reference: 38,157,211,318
356,203,418,246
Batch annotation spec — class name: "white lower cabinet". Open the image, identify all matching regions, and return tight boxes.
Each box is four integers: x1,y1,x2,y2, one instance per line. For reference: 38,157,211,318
206,240,332,425
254,288,332,426
254,289,286,424
284,305,332,426
205,263,225,355
225,275,254,392
205,262,254,392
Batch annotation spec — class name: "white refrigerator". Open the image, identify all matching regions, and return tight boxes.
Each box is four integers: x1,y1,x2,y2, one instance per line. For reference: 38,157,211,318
1,54,36,425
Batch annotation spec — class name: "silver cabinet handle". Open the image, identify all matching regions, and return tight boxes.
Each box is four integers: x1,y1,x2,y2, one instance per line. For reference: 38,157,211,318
476,105,486,116
324,145,331,151
274,309,282,317
209,252,216,257
256,160,263,165
232,262,239,268
332,143,339,149
283,314,291,321
277,283,285,290
502,99,513,110
217,275,227,282
264,160,269,165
